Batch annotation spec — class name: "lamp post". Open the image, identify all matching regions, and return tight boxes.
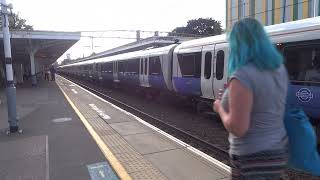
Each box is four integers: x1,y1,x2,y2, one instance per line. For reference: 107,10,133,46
1,0,20,134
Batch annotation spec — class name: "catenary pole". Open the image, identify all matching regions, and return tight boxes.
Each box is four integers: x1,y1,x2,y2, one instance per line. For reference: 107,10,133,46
1,0,18,133
282,0,287,23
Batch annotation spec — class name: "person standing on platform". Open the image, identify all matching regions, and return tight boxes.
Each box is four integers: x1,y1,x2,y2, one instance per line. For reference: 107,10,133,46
44,67,50,81
50,66,56,81
213,18,289,179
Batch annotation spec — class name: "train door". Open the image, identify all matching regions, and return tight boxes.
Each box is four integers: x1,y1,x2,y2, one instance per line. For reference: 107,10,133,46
93,63,98,80
201,45,215,99
144,57,150,87
97,63,102,80
89,64,93,79
213,43,228,99
93,63,96,77
113,61,119,82
139,57,150,87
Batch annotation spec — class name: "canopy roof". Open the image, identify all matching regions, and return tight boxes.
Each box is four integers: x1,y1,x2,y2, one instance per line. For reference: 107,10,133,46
0,30,80,66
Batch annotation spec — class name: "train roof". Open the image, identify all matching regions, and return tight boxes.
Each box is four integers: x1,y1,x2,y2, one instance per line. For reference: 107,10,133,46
176,16,320,50
60,17,320,68
93,44,177,63
60,44,177,67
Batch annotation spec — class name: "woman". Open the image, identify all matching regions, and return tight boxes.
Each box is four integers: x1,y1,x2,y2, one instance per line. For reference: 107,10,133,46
213,18,289,179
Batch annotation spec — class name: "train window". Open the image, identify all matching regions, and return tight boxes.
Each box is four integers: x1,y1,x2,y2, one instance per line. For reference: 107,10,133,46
103,63,107,72
216,50,224,80
97,63,102,72
103,63,112,73
284,44,320,83
104,64,107,72
109,63,113,73
204,52,212,79
178,52,201,78
123,61,127,73
118,61,126,73
149,56,161,75
127,59,139,73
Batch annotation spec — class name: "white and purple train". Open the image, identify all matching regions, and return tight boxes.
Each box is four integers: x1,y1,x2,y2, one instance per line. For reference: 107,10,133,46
58,17,320,121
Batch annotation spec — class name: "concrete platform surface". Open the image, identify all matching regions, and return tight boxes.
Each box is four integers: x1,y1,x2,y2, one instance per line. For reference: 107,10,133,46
0,76,231,180
0,79,113,180
56,75,231,180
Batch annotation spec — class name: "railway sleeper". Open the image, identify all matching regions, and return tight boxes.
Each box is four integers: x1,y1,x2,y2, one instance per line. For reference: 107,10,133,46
194,98,219,117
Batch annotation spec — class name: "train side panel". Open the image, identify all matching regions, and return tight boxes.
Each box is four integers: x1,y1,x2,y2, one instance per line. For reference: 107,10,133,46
148,56,166,90
172,47,202,96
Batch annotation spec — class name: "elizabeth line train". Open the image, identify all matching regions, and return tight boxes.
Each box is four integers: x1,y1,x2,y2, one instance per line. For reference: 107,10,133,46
58,17,320,122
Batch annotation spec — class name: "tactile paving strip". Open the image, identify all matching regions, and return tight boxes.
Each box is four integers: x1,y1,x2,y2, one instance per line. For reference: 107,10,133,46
57,78,168,180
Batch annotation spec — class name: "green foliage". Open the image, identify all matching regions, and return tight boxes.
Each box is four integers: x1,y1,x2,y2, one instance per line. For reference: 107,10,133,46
169,18,222,37
0,13,33,30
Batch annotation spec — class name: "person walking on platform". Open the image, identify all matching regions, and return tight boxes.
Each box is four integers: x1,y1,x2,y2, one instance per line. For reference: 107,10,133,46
50,66,56,81
213,18,289,179
44,67,50,81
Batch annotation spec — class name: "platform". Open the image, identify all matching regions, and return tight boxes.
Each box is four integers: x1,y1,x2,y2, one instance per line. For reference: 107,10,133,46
0,76,231,180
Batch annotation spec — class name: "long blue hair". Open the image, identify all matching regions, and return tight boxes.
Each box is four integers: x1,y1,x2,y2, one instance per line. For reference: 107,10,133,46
228,18,283,75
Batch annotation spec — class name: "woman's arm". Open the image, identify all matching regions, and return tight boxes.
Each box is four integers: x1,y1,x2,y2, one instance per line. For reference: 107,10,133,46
214,79,253,137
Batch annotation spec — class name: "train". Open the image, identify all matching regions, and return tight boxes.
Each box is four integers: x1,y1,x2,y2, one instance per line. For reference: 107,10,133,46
58,17,320,122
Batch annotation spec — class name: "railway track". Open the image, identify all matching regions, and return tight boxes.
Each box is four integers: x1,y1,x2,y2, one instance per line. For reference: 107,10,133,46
61,75,320,180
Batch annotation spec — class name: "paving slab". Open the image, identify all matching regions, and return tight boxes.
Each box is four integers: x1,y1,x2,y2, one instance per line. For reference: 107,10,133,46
123,131,179,155
103,116,134,124
145,148,226,180
110,121,151,136
0,135,47,180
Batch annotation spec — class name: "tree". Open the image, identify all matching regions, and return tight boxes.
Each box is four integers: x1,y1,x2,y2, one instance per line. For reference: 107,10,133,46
169,18,222,37
0,12,33,31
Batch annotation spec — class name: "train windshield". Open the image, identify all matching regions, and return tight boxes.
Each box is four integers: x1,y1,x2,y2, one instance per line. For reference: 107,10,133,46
284,44,320,85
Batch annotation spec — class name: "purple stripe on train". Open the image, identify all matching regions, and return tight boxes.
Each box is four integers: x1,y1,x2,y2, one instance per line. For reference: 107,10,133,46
173,77,201,96
287,84,320,120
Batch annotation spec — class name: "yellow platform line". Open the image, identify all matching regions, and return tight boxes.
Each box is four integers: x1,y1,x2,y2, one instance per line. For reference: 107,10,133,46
57,82,132,180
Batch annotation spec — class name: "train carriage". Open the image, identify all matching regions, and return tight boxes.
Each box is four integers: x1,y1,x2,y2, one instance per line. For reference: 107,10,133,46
59,44,177,92
172,17,320,120
109,44,176,91
266,18,320,121
172,34,228,100
58,17,320,121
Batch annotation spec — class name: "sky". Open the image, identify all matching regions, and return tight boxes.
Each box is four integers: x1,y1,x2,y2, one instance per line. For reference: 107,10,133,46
7,0,226,62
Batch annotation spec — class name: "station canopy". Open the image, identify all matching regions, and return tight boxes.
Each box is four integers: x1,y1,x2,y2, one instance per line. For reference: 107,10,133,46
0,30,80,66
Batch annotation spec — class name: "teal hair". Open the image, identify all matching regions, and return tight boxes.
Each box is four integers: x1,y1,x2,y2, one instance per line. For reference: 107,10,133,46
228,18,283,75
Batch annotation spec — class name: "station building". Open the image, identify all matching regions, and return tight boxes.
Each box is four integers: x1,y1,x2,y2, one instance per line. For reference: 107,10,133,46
226,0,320,29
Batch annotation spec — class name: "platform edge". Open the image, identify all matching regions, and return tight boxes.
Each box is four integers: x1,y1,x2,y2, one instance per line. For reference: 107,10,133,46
57,82,132,180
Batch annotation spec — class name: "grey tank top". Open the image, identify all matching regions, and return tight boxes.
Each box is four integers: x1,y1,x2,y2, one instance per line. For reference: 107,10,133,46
221,63,289,155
